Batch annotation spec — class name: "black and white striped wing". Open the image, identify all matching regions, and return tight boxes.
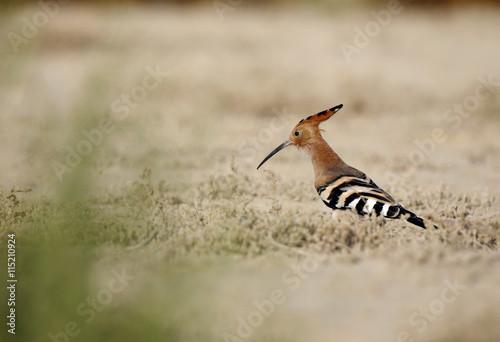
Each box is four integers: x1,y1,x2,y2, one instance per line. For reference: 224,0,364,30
317,174,403,218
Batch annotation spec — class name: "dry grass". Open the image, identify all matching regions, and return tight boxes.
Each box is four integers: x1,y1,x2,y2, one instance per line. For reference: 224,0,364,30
0,3,500,342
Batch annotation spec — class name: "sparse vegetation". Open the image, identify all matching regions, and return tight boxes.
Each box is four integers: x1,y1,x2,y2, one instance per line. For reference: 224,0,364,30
0,3,499,342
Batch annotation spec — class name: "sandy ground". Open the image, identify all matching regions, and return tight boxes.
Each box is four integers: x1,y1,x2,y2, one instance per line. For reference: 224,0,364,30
0,3,500,342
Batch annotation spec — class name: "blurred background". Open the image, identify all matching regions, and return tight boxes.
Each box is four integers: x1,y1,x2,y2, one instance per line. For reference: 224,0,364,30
1,0,499,197
1,1,499,342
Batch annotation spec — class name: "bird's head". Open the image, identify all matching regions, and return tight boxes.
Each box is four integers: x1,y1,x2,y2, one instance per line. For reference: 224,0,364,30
257,104,343,169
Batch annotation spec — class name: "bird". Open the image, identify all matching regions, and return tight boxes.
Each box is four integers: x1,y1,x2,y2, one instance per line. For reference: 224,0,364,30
257,104,438,230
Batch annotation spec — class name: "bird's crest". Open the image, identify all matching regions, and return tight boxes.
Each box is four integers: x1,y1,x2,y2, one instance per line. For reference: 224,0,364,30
295,104,343,128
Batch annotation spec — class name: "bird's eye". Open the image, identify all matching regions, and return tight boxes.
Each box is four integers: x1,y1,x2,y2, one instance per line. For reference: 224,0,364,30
295,131,300,136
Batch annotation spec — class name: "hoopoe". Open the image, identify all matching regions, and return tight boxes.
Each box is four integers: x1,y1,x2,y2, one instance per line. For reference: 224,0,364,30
257,104,438,230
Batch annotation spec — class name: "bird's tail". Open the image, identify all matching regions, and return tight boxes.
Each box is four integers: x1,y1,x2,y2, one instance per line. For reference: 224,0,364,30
402,209,439,230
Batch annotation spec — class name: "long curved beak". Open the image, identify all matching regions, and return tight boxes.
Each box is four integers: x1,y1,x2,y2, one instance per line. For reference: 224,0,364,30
257,140,292,170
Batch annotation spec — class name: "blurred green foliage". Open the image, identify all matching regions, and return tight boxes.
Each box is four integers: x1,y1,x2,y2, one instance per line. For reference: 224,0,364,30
0,3,499,341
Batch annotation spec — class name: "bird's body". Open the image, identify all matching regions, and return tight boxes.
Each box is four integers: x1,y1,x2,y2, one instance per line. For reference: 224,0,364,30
257,104,437,230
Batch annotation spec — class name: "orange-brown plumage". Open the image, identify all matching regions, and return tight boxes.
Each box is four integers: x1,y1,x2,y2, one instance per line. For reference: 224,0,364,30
257,104,438,230
257,104,363,188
